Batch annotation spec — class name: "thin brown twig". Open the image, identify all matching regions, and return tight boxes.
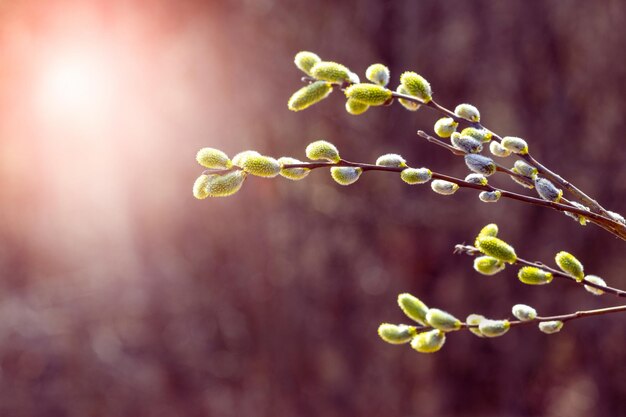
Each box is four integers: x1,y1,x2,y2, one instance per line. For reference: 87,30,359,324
453,244,626,298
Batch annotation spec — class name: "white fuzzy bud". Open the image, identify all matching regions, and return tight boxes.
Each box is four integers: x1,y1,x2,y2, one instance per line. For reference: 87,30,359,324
512,304,537,321
539,321,563,334
489,141,512,157
431,180,459,195
464,154,496,176
479,190,501,203
583,275,606,296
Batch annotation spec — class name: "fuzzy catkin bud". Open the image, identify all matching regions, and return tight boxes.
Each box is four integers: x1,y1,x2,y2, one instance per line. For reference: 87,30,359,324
489,141,511,158
426,309,462,332
460,127,492,143
434,117,458,138
475,236,517,264
454,103,480,122
478,319,510,338
278,157,310,181
395,84,420,111
513,160,538,179
401,168,432,185
501,136,528,154
305,140,340,163
241,155,281,178
478,223,499,239
345,98,369,115
512,304,537,321
431,180,459,195
479,190,501,203
517,266,553,285
465,173,488,186
452,134,483,154
607,211,626,224
310,61,351,83
294,51,321,75
555,251,584,281
535,178,562,202
377,323,416,344
510,168,535,189
400,72,432,103
193,174,211,199
330,167,362,185
583,275,606,296
564,201,590,225
288,81,333,112
345,83,392,106
204,171,247,197
411,329,446,353
466,314,486,337
196,148,232,169
539,321,563,334
365,63,390,86
376,153,407,168
397,293,429,326
464,154,496,176
232,150,261,167
473,256,506,276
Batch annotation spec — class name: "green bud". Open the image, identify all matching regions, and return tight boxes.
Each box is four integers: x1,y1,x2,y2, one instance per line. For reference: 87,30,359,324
555,251,584,281
205,170,247,198
466,314,486,337
232,150,261,167
477,223,499,239
535,177,562,202
607,210,625,224
431,179,459,195
460,127,492,143
454,103,480,122
401,168,432,185
305,140,340,162
410,329,446,353
478,319,510,338
426,308,462,332
193,174,211,199
196,148,232,169
513,160,538,179
294,51,321,75
434,117,458,138
465,173,488,185
501,136,528,154
510,167,535,189
241,155,281,178
397,293,429,326
475,236,517,264
479,190,501,203
376,153,407,168
583,275,606,296
278,157,310,181
345,83,392,106
288,81,333,112
512,304,537,321
489,141,512,157
330,167,362,185
517,266,553,285
399,71,432,103
310,61,351,83
345,98,369,115
564,201,590,226
395,84,420,111
464,154,496,176
366,63,390,86
473,256,506,276
377,323,417,344
452,133,483,154
538,321,563,334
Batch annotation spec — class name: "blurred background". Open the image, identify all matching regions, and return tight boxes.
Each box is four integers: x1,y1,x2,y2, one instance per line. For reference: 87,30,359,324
0,0,625,416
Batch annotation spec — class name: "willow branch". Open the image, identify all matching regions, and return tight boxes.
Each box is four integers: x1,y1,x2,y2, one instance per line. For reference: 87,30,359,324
454,244,626,298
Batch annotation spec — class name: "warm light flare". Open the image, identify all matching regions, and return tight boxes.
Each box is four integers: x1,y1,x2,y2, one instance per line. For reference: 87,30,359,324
37,50,117,125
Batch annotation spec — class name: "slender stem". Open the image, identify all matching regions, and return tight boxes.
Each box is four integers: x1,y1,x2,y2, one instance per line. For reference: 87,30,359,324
279,159,626,240
407,304,626,333
454,244,626,298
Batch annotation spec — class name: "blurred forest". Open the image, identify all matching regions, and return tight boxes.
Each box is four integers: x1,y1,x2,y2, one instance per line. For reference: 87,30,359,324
0,0,625,416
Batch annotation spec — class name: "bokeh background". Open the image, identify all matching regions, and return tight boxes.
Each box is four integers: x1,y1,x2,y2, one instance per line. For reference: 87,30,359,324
0,1,625,416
